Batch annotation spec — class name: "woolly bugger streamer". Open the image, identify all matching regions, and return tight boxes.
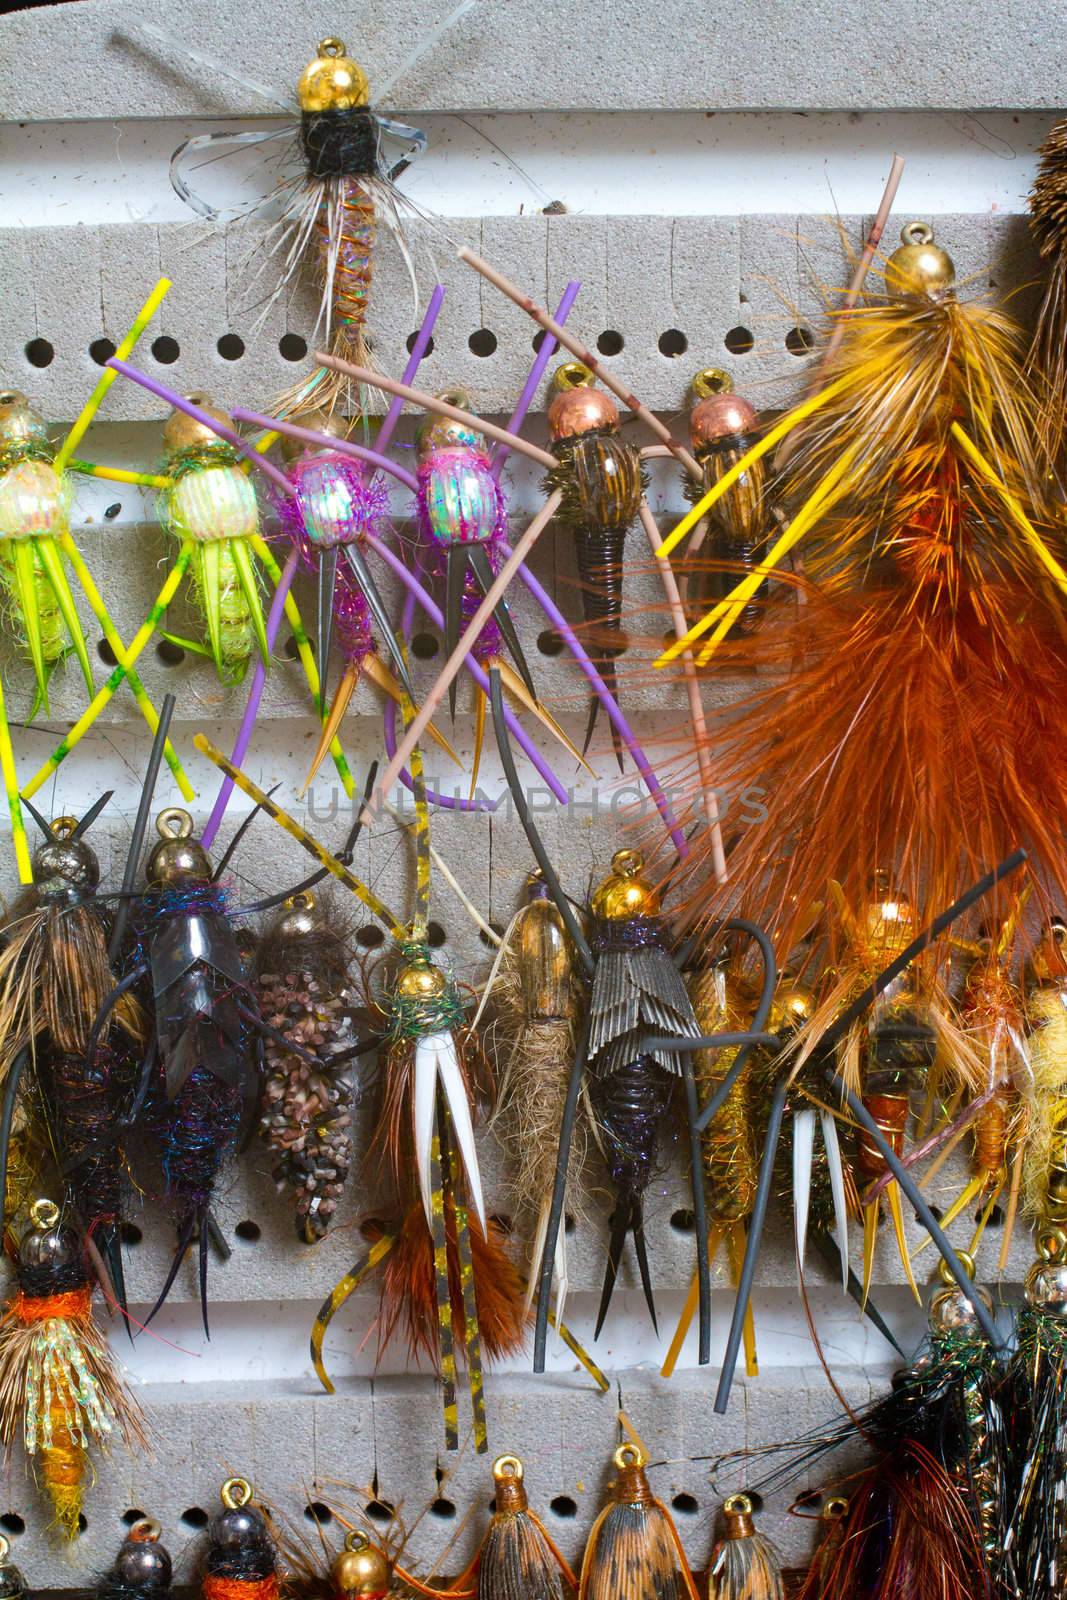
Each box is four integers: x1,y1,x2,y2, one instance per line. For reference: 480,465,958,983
656,222,1067,948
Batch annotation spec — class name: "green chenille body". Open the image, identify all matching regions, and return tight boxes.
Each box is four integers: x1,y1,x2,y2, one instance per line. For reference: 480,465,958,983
0,541,64,669
164,446,268,683
189,539,254,683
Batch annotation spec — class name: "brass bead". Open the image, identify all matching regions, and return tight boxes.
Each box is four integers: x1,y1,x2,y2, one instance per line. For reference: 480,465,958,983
591,848,660,920
162,394,235,455
885,222,956,299
272,892,322,940
333,1532,389,1597
547,379,619,441
863,876,915,959
297,39,370,113
280,409,350,462
722,1494,756,1540
492,1455,529,1514
396,958,447,999
769,978,815,1035
0,390,49,452
416,392,485,456
690,392,758,449
145,808,212,886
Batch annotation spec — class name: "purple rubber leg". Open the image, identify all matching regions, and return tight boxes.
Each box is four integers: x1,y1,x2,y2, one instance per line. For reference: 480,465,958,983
197,291,445,847
503,543,688,856
366,534,570,805
107,360,292,495
201,545,299,847
380,545,495,813
491,280,581,479
231,410,419,493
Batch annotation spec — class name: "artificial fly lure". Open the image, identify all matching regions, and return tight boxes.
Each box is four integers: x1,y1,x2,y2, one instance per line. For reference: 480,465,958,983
706,1495,784,1600
580,1443,699,1600
1004,1227,1067,1596
0,1199,147,1537
201,1479,282,1600
96,1518,173,1600
792,876,982,1300
655,221,1067,947
167,13,480,417
0,294,196,877
715,1254,1008,1600
544,364,646,766
0,797,145,1311
906,893,1031,1275
414,397,586,788
88,806,293,1330
480,871,587,1327
580,847,702,1340
465,1455,577,1600
158,396,271,683
486,671,739,1367
193,734,527,1452
1027,115,1067,456
255,891,358,1243
1020,916,1067,1240
682,370,769,639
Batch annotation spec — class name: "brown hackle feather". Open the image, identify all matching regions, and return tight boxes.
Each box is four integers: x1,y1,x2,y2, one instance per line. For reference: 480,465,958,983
376,1204,527,1370
651,568,1067,955
793,1441,989,1600
581,1497,688,1600
0,903,119,1071
372,1027,488,1205
1028,118,1067,457
708,1532,784,1600
479,1501,569,1600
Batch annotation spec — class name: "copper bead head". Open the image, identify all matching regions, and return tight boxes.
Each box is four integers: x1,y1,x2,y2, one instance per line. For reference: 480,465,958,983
280,409,349,463
690,392,758,449
548,376,619,443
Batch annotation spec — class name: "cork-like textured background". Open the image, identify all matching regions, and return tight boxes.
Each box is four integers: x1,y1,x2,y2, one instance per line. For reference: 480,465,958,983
0,0,1052,1586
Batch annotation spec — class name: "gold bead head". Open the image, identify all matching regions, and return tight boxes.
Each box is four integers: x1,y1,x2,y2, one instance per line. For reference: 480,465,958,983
332,1532,389,1598
863,874,915,960
145,807,212,886
0,390,49,453
272,891,322,940
162,393,235,455
591,849,660,920
769,978,815,1036
298,39,370,112
722,1494,756,1540
885,222,956,299
416,392,486,456
396,957,447,999
280,408,350,462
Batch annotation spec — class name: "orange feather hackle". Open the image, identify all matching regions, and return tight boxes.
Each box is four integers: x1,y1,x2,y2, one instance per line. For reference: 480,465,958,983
645,239,1067,944
376,1205,528,1370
